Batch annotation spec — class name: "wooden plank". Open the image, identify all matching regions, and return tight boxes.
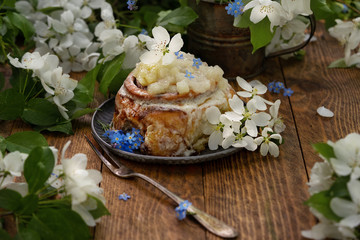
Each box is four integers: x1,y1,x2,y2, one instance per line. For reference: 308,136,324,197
281,22,360,169
203,58,315,239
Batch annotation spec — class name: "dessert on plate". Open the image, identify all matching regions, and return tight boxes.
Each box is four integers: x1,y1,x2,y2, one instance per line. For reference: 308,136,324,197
112,52,235,156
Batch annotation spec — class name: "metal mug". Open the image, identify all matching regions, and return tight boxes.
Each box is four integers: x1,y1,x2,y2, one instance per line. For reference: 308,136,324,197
187,0,316,80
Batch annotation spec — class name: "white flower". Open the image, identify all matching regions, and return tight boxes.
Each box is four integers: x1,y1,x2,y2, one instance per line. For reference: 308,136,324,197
236,77,272,110
307,161,334,195
61,141,105,226
222,127,257,151
317,106,334,118
268,99,286,133
50,10,93,49
281,0,312,20
95,2,116,37
47,68,78,119
77,43,101,71
67,0,104,19
329,180,360,238
99,29,125,62
227,95,271,137
7,52,45,70
243,0,286,31
140,26,184,65
34,53,60,94
0,151,27,177
203,106,225,150
55,46,84,73
122,34,153,69
15,1,46,22
301,222,343,240
254,127,282,157
328,133,360,179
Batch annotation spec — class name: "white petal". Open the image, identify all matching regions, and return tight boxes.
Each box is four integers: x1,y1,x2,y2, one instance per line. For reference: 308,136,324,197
236,76,252,92
252,112,271,126
243,136,257,151
330,197,357,218
139,51,161,65
72,204,96,227
237,91,252,98
317,106,334,118
330,157,352,176
222,135,235,149
162,52,176,65
206,106,221,125
81,6,92,19
3,151,24,176
229,95,245,114
268,141,279,157
152,26,170,45
347,180,360,205
224,111,243,122
245,119,258,137
340,215,360,228
209,131,223,150
168,33,183,52
260,143,269,156
5,183,28,197
233,139,247,148
250,5,267,24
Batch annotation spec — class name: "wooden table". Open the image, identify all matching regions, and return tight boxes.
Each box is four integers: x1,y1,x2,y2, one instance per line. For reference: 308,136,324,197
1,22,359,240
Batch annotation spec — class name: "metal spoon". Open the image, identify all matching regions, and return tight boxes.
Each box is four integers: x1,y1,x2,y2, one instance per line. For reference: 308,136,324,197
84,134,238,239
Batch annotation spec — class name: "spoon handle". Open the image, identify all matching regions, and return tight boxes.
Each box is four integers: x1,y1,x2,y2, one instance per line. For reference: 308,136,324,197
135,173,238,239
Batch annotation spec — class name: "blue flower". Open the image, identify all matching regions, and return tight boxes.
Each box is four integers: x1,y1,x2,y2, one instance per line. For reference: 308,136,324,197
175,200,192,220
275,82,285,89
140,29,148,35
103,128,144,153
283,88,294,97
175,51,184,59
225,0,244,17
119,193,131,201
268,81,275,92
192,58,202,69
185,70,195,79
273,87,281,94
342,4,349,13
127,0,138,10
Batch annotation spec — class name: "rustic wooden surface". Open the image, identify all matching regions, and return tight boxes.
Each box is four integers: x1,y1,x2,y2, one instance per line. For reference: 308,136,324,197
1,22,359,239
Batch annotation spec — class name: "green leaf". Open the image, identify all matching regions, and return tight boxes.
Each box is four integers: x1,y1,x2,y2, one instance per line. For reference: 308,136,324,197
79,63,102,102
108,68,133,94
15,228,41,240
329,176,350,199
0,189,22,211
5,131,48,154
328,58,349,68
0,72,4,91
311,0,336,28
312,143,335,161
2,0,16,8
304,191,341,222
249,18,274,53
18,194,38,215
24,147,54,194
0,136,6,154
28,208,91,240
99,54,125,95
38,6,63,14
0,229,12,240
158,6,198,27
144,11,159,30
6,12,34,42
88,195,110,220
22,98,65,126
34,122,74,135
0,88,25,120
71,108,96,120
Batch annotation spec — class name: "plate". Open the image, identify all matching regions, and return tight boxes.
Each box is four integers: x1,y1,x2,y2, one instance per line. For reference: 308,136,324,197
91,98,241,164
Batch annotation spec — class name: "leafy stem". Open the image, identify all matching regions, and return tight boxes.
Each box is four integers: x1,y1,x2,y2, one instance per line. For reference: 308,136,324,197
335,0,360,15
22,70,30,94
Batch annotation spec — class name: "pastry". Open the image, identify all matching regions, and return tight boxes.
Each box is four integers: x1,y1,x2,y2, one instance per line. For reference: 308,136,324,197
113,53,234,156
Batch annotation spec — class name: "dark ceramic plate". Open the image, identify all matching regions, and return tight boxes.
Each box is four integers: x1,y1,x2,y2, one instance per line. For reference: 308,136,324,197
91,98,241,164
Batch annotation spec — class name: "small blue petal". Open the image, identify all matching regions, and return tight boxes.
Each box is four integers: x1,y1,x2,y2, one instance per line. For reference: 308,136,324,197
185,70,195,79
119,193,131,201
283,88,294,97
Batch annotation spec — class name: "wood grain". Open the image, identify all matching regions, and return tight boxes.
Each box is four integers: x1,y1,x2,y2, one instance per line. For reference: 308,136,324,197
1,21,358,240
281,23,360,170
